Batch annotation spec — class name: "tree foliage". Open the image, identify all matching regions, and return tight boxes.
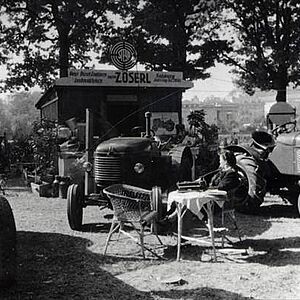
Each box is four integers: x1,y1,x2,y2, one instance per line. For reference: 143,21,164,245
223,0,300,101
0,0,234,90
0,91,40,138
101,0,231,80
30,119,58,177
187,109,218,143
0,0,138,91
186,109,219,177
9,92,40,138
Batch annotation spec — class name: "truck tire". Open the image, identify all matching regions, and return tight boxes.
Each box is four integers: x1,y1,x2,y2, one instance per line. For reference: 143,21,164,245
67,184,83,231
0,196,16,287
233,153,266,213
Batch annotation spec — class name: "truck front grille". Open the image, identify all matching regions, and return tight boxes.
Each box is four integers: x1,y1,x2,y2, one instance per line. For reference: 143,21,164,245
94,156,121,185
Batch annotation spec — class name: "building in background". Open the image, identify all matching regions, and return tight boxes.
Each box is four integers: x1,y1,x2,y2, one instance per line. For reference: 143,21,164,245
182,99,239,133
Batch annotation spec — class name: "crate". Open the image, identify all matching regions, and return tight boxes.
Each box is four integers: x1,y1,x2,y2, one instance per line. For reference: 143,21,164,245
31,182,52,197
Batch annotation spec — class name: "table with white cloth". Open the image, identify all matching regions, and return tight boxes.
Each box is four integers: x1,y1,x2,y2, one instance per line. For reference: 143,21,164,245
167,189,227,261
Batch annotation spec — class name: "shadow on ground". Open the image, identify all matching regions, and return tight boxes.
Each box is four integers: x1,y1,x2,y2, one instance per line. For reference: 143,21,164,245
2,231,254,300
81,222,112,233
235,201,299,238
257,203,299,218
2,231,152,300
152,287,256,300
234,237,300,266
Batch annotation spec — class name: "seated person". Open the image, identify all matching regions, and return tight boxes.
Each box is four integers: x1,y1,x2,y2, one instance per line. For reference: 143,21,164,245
209,149,240,192
162,150,240,224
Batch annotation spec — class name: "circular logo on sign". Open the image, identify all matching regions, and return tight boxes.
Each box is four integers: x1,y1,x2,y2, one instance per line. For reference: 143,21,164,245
110,41,137,71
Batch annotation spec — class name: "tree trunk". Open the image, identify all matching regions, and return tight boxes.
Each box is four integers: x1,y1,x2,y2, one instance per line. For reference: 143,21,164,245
51,2,70,78
275,67,288,102
275,88,287,102
173,44,187,78
59,33,69,78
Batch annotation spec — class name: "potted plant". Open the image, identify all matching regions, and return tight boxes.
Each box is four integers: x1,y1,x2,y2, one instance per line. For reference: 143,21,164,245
29,120,58,196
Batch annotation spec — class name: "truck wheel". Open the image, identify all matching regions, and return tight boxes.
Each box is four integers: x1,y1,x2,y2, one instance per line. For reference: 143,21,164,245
0,196,16,287
67,184,83,231
233,153,266,213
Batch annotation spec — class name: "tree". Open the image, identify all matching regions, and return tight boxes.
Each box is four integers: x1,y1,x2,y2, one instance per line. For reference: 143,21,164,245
0,92,40,138
187,109,218,143
102,0,231,80
187,109,207,137
0,0,137,91
187,110,219,176
0,100,11,136
8,91,40,138
223,0,300,102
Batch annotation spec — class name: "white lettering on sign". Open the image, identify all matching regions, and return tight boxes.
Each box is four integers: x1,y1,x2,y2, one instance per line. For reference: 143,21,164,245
69,69,107,78
115,72,151,84
56,69,193,89
74,78,103,84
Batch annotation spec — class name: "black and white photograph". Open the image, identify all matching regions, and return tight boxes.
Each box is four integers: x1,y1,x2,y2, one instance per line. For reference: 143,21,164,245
0,1,300,299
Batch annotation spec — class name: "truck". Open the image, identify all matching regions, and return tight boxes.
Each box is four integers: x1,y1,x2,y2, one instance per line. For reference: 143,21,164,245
225,102,300,215
67,111,194,230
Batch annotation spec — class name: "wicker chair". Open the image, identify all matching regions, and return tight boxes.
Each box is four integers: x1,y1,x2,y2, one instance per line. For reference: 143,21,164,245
103,184,163,259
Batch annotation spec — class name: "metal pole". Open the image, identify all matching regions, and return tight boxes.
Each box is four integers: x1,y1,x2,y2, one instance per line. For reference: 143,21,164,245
85,108,93,196
177,203,183,261
145,112,152,138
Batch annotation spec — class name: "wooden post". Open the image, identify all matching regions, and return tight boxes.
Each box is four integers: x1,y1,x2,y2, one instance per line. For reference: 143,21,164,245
85,109,93,196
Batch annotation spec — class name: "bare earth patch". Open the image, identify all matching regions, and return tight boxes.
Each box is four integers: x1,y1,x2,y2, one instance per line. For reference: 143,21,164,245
2,178,300,299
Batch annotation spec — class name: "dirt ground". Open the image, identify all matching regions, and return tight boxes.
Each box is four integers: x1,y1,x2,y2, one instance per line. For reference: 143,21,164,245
2,177,300,300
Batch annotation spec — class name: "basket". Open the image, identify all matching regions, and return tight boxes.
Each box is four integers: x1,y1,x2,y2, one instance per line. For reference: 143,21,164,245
103,184,152,222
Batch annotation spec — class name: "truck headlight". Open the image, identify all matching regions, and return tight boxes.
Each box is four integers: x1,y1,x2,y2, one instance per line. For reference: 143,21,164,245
83,162,93,172
134,163,145,174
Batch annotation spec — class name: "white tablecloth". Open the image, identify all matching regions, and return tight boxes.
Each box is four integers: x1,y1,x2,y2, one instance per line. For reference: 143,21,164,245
168,189,227,219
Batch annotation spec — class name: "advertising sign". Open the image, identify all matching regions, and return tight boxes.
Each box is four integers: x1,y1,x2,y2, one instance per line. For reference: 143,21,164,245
151,112,179,135
110,41,137,71
55,69,193,89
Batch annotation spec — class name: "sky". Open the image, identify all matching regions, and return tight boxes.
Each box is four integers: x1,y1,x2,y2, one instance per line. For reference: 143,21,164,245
183,63,235,101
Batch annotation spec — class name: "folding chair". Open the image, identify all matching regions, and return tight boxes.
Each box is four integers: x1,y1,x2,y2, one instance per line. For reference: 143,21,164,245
103,184,163,259
220,188,243,247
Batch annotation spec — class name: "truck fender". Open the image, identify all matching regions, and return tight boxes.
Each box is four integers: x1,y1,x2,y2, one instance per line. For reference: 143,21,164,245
226,144,270,162
225,145,252,156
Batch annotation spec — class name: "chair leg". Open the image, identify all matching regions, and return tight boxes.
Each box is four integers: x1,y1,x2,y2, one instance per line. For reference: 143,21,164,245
228,211,242,242
117,222,124,240
221,208,225,248
103,219,120,255
139,225,145,259
222,209,242,245
156,234,163,245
